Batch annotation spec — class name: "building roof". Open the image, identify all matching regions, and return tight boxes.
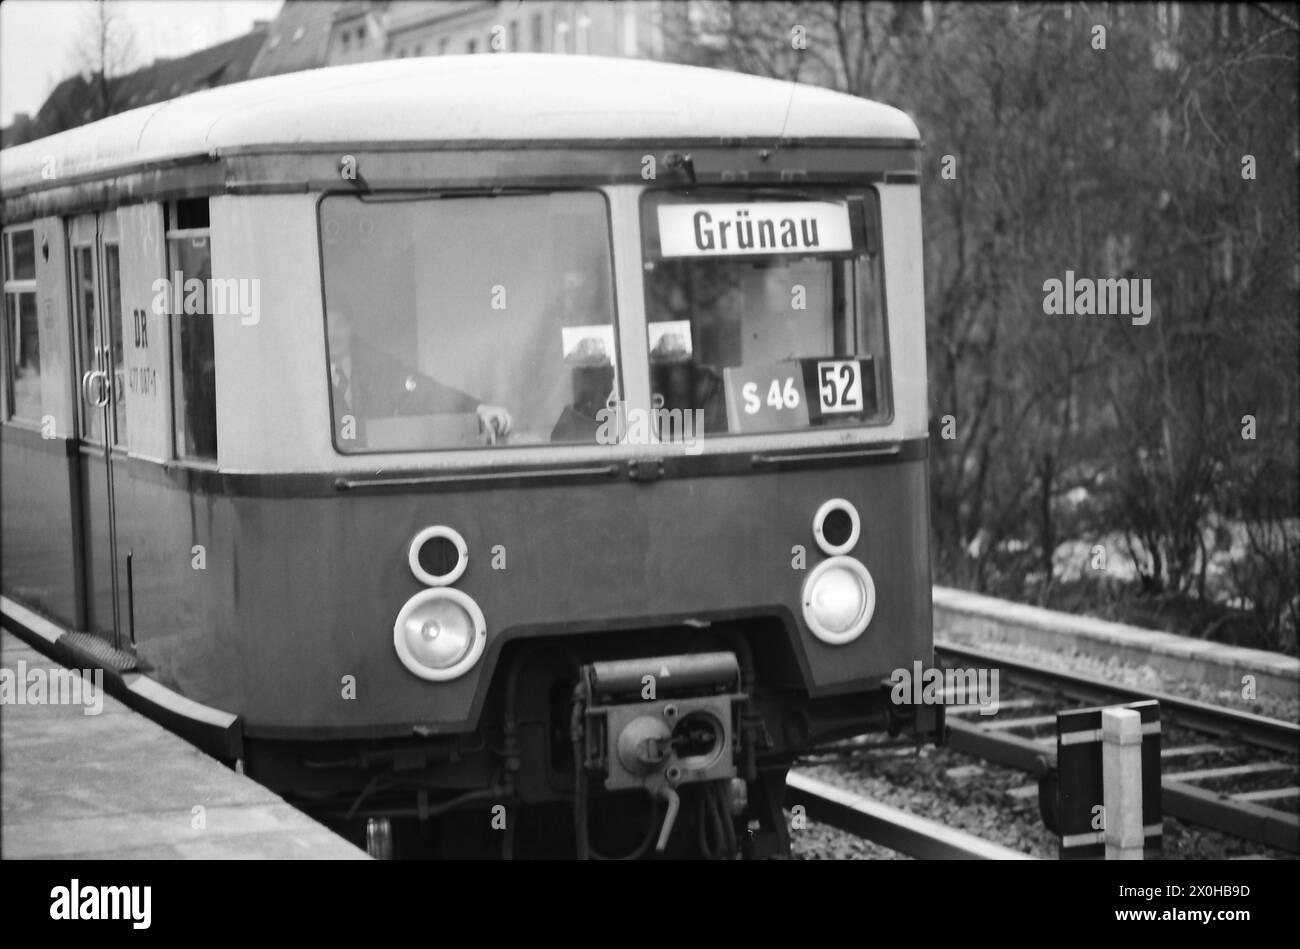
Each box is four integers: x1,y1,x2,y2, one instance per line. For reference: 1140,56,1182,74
1,28,267,149
13,74,93,144
247,0,348,78
383,0,494,35
1,55,919,193
114,29,268,111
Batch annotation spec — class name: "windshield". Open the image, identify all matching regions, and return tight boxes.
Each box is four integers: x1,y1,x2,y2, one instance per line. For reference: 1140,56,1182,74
319,191,617,452
640,188,889,439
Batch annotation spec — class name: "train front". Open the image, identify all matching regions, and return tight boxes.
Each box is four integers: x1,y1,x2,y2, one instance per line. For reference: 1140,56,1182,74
224,91,933,858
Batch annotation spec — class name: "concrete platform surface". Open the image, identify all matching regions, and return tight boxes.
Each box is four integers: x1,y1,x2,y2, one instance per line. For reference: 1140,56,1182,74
1,630,368,859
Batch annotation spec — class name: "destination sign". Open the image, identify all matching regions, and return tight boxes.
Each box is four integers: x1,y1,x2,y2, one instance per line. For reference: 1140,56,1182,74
657,202,854,258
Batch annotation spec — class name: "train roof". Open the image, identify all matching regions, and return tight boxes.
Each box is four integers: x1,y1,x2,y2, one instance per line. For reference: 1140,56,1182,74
0,55,920,195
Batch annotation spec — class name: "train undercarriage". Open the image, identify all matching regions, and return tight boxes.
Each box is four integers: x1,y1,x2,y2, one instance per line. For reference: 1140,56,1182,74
243,623,941,859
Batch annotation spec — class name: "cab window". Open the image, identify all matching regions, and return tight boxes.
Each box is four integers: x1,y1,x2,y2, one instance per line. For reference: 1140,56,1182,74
640,187,890,439
319,190,617,453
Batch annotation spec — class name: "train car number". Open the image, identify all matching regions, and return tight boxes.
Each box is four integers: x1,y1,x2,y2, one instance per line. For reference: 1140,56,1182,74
816,359,864,413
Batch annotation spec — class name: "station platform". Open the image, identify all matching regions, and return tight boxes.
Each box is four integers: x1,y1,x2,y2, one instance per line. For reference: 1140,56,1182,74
1,628,367,859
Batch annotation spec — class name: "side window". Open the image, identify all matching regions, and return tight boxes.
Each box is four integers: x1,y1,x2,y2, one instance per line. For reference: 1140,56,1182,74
103,243,126,446
72,241,105,443
3,228,41,422
165,199,217,461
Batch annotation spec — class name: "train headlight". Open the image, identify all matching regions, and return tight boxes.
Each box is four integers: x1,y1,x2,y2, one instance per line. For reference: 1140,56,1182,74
801,556,875,645
393,588,487,681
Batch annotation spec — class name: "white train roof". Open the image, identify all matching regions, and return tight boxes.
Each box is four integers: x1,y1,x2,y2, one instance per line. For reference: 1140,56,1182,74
1,55,919,194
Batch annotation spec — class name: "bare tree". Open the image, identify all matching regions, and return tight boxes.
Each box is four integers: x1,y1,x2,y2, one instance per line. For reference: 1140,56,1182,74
69,0,140,120
665,2,1299,651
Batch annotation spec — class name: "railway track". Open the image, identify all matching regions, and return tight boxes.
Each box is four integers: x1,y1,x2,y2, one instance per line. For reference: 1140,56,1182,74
934,642,1300,854
785,771,1037,859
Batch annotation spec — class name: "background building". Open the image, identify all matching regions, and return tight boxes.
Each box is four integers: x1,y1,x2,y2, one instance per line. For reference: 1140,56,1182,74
1,23,268,146
1,1,668,146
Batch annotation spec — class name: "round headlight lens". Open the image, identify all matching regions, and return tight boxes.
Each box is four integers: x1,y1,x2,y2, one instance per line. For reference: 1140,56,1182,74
403,600,473,668
802,556,875,645
393,588,487,680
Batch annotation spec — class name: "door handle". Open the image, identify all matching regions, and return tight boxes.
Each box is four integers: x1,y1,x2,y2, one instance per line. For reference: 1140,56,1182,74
81,369,109,408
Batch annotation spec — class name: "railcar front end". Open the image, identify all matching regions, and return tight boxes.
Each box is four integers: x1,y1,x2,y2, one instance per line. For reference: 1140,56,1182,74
0,57,935,859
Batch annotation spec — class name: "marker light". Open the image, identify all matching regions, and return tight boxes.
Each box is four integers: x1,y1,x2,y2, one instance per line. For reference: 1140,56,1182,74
801,556,875,645
393,588,487,680
408,526,468,586
812,498,860,556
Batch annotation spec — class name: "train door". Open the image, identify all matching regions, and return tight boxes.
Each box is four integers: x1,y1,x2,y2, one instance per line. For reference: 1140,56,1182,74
70,211,127,648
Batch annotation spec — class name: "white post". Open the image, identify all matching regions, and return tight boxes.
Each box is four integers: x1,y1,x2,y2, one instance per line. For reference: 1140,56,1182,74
1102,706,1145,859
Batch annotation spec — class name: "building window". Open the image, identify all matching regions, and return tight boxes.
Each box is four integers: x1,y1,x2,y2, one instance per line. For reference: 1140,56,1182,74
439,37,449,54
532,13,543,51
467,38,477,53
341,31,350,52
166,199,217,462
2,228,40,422
509,20,519,52
414,44,423,56
357,25,367,44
